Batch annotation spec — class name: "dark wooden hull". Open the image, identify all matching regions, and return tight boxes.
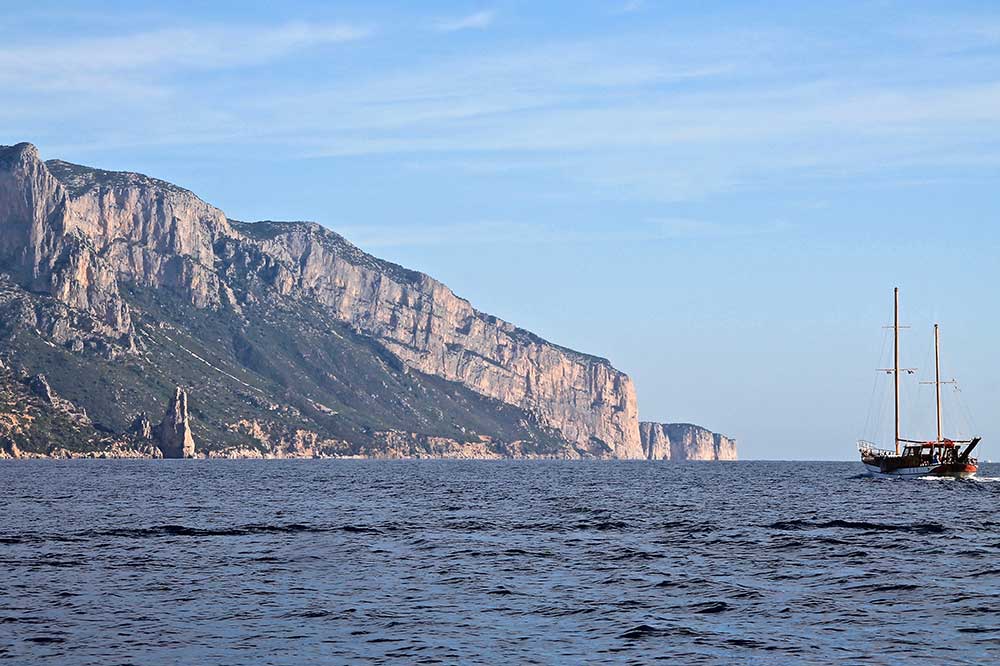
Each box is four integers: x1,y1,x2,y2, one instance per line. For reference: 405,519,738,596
861,457,978,479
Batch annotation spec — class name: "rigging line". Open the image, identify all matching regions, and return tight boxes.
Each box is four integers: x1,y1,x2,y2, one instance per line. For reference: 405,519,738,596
911,334,936,440
862,326,891,440
871,326,893,442
947,385,967,440
954,382,979,438
875,370,892,441
901,328,933,441
949,386,971,441
873,361,891,445
876,362,891,439
872,326,894,443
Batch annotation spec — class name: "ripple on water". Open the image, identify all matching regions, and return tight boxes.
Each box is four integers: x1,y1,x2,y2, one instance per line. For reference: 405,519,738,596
0,460,998,664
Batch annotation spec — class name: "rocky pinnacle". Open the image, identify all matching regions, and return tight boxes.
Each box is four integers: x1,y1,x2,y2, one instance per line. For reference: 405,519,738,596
155,388,195,459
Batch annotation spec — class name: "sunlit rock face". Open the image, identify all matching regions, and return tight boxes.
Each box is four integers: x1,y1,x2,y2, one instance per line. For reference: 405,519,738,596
240,223,643,459
0,144,131,337
0,142,651,458
154,387,196,459
639,422,737,461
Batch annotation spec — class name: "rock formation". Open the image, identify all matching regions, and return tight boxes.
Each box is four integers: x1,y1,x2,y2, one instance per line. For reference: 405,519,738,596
639,422,737,461
129,412,153,440
153,388,195,458
28,374,54,404
0,144,132,339
0,141,731,459
226,222,642,458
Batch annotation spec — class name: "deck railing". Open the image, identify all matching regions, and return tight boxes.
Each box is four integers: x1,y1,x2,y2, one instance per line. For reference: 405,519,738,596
857,440,896,456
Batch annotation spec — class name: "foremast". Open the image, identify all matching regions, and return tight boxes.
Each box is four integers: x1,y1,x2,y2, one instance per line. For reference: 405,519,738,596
894,287,900,454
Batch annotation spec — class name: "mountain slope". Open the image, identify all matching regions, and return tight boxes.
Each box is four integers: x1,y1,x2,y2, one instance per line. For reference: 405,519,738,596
0,142,733,459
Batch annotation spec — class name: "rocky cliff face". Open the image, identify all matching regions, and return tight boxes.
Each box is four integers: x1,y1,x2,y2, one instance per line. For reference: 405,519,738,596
0,141,723,459
639,422,737,461
225,222,642,458
0,144,131,339
153,388,196,458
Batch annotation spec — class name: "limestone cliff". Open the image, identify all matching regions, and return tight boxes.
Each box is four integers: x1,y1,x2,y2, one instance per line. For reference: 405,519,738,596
0,142,646,458
0,144,131,339
224,222,642,458
0,141,726,459
639,422,737,461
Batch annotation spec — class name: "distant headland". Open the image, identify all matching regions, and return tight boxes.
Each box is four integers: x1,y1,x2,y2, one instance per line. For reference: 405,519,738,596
0,142,734,460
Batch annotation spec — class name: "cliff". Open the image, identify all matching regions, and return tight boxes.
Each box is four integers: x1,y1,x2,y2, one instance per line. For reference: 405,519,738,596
0,142,651,458
639,422,737,461
0,144,131,339
222,221,641,457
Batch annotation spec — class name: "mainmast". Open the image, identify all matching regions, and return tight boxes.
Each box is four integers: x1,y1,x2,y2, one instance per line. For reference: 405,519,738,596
893,287,900,455
922,324,955,440
934,324,943,443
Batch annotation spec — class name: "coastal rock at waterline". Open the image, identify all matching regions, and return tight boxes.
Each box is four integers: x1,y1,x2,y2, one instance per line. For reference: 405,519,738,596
154,388,195,458
0,367,161,458
639,422,737,461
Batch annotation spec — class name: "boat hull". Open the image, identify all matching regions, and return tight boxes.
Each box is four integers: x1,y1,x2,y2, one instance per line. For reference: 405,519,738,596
862,462,978,479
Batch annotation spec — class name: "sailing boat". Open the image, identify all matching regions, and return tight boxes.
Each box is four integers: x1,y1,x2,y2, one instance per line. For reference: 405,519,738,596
858,288,981,478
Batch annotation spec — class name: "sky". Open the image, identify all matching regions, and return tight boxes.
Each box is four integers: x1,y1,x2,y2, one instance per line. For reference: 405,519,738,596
3,1,999,460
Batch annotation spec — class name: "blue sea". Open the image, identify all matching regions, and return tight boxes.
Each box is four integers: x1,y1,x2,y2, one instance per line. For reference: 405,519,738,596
1,460,998,665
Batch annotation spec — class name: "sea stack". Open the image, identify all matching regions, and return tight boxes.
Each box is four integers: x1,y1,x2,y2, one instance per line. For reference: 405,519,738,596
155,388,195,458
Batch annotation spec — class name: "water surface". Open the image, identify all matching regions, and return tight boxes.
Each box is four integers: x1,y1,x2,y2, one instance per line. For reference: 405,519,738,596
1,461,998,664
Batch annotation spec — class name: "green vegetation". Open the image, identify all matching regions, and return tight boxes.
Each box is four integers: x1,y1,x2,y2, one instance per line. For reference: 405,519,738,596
44,159,191,197
1,279,566,455
0,368,106,453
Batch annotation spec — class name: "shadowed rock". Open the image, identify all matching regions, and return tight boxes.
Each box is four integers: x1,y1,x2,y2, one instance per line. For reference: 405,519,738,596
28,374,54,404
129,412,153,440
154,388,195,458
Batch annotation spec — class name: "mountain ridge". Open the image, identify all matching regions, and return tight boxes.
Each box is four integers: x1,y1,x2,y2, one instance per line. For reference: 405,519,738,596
0,142,734,460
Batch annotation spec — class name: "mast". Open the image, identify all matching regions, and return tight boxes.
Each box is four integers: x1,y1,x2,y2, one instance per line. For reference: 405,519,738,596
894,287,900,455
934,324,942,443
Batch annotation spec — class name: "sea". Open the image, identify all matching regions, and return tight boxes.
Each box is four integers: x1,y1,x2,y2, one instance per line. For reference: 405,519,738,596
1,460,998,665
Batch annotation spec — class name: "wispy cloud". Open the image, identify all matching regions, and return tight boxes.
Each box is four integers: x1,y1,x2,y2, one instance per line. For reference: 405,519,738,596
894,15,1000,52
619,1,647,14
7,9,1000,205
435,10,496,32
265,74,1000,203
0,21,372,93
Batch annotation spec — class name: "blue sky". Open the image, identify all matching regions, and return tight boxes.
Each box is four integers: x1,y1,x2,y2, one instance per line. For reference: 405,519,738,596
4,1,999,459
